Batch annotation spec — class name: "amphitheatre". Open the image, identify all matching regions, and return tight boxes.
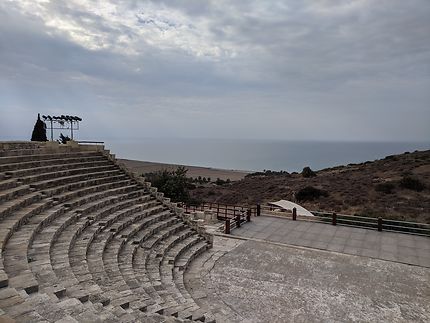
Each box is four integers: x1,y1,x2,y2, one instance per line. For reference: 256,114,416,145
0,140,429,323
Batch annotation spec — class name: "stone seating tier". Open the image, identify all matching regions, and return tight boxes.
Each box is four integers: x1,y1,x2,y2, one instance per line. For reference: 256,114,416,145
0,142,214,322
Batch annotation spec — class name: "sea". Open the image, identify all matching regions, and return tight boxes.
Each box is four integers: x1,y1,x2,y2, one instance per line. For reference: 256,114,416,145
104,138,430,173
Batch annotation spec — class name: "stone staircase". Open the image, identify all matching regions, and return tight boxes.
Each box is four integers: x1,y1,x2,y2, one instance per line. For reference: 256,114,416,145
0,141,214,322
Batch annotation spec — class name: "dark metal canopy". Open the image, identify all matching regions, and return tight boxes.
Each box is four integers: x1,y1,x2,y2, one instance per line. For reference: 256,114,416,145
41,114,82,141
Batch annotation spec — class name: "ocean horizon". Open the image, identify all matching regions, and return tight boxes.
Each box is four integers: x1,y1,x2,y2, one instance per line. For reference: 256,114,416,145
104,138,430,173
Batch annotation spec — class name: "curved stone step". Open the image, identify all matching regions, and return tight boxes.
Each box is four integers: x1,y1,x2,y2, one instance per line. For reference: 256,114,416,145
3,191,144,295
51,196,157,303
0,150,102,165
0,185,31,204
5,159,111,179
0,144,213,322
0,179,18,191
44,173,128,198
0,154,105,173
85,209,173,306
0,192,42,221
27,166,119,188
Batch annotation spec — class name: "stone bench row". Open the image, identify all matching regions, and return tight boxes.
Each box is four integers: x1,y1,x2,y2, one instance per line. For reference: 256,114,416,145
0,147,49,157
51,203,192,320
3,192,146,294
0,141,42,151
95,210,210,321
0,150,102,164
0,154,106,173
0,163,143,290
30,194,161,312
0,190,159,322
131,222,214,321
5,158,111,179
0,166,125,204
47,197,209,322
0,180,142,295
0,179,18,192
0,148,212,322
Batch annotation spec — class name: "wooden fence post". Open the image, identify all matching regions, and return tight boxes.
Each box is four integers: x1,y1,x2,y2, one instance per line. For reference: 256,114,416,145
257,204,261,216
246,209,251,222
378,217,383,231
225,219,230,234
332,213,337,226
236,212,241,228
292,208,297,221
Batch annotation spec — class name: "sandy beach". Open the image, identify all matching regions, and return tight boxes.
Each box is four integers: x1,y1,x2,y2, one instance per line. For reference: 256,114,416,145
119,159,250,181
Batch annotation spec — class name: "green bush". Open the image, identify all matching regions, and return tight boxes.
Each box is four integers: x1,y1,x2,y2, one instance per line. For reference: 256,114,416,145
296,186,328,201
399,176,426,192
375,182,395,194
215,178,231,185
301,166,316,178
144,166,193,203
245,170,290,178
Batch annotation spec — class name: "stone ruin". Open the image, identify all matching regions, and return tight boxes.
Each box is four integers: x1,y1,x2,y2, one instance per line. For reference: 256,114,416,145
0,141,215,322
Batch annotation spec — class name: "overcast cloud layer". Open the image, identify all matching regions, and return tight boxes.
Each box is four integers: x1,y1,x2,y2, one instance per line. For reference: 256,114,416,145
0,0,429,142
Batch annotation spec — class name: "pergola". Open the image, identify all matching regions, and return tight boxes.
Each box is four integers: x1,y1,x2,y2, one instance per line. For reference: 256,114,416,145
42,115,82,141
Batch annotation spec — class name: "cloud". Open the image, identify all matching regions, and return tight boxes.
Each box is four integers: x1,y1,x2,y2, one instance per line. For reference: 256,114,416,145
0,0,429,142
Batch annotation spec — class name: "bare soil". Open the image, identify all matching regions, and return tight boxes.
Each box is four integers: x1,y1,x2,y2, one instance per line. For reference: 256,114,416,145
119,159,249,181
189,150,430,224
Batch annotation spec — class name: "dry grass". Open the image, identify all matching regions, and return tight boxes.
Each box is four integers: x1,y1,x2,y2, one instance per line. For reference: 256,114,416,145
191,150,430,224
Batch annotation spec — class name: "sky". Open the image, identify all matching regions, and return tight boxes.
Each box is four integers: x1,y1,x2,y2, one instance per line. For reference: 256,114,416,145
0,0,429,143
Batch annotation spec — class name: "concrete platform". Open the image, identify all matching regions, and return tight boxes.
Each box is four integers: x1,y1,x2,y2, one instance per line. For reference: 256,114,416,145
232,215,430,267
185,236,430,323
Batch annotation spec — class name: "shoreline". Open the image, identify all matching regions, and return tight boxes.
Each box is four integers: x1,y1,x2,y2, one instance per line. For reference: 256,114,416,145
119,158,250,181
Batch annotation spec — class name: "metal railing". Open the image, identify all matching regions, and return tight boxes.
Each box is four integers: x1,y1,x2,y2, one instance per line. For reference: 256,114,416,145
183,202,258,234
76,141,105,145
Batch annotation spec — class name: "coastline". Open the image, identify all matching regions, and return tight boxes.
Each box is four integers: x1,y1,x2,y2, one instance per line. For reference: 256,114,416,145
118,158,250,181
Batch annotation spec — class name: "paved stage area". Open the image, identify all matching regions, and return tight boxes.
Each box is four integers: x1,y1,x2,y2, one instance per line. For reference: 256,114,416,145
232,215,430,267
185,236,430,323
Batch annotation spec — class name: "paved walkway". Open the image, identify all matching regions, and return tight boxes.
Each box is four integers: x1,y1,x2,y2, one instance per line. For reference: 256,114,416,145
232,215,430,267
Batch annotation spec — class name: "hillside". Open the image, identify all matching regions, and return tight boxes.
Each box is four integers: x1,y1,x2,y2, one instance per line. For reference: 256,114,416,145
190,150,430,224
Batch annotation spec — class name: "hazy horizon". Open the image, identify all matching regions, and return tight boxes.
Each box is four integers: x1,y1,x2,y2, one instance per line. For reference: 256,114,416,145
1,1,429,143
103,138,430,172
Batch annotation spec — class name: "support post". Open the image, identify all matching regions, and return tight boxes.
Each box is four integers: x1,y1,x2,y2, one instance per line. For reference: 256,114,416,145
50,120,54,141
257,204,261,216
225,219,230,234
217,204,220,217
292,207,297,221
70,120,74,140
236,211,241,228
378,217,383,232
246,209,251,222
332,213,337,226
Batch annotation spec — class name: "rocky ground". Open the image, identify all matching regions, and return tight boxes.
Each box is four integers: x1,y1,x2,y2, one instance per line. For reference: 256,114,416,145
190,150,430,223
